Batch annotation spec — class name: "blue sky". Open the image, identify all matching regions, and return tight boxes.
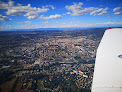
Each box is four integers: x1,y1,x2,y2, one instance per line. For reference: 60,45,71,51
0,0,122,31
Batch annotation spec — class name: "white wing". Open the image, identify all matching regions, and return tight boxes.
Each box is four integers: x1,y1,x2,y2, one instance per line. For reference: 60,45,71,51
92,28,122,92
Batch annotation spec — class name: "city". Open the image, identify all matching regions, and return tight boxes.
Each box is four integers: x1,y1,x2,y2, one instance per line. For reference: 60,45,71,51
0,28,105,92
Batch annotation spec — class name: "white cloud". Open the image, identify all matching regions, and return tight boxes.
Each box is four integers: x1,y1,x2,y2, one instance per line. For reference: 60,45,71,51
0,0,14,9
56,21,59,23
61,22,66,25
67,12,71,14
46,5,55,9
65,2,108,16
18,21,31,25
43,21,49,23
96,22,122,25
40,14,62,20
90,7,109,16
0,14,11,21
1,21,122,31
25,21,31,24
65,2,95,16
24,21,31,25
113,7,122,15
18,21,31,24
0,0,54,19
0,25,13,31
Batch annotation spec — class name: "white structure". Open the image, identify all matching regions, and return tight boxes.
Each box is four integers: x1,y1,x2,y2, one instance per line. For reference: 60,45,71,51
34,59,41,65
92,28,122,92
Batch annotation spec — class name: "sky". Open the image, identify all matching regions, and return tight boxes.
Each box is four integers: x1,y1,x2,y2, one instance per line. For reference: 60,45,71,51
0,0,122,31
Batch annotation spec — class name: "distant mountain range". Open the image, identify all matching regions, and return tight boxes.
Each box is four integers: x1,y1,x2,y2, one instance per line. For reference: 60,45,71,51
4,27,110,32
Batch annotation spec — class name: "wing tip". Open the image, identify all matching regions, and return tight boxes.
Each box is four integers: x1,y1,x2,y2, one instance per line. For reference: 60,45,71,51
106,27,122,31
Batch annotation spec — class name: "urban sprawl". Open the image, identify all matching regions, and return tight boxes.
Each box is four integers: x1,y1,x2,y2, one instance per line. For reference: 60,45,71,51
0,29,104,92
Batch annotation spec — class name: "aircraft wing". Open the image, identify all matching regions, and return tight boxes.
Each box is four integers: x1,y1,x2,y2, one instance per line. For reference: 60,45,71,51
91,28,122,92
